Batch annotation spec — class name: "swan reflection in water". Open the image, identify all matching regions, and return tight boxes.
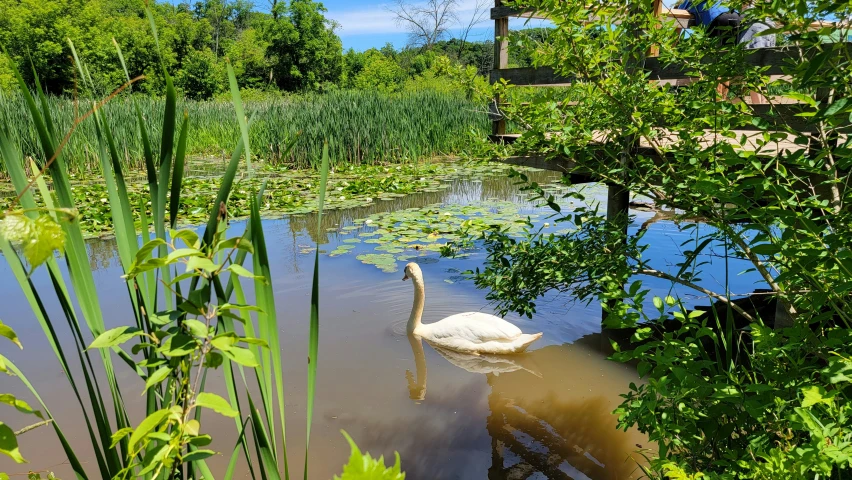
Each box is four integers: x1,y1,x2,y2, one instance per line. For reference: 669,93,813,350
405,333,649,480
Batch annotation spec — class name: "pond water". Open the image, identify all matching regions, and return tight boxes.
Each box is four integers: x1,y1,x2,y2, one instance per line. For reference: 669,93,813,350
0,167,766,479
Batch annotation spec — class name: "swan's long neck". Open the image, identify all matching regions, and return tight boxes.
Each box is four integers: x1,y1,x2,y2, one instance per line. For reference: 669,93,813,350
407,274,425,334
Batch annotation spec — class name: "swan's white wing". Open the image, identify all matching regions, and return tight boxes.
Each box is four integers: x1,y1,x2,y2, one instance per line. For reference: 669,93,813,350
423,312,522,344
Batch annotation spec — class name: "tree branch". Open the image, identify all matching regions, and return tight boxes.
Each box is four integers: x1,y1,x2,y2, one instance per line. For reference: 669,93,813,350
637,268,757,323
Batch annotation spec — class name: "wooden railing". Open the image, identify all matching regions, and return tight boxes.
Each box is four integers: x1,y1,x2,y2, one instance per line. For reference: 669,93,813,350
489,0,851,137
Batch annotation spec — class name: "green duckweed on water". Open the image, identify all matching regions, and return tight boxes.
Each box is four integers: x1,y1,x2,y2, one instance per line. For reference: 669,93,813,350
0,159,542,237
329,201,548,273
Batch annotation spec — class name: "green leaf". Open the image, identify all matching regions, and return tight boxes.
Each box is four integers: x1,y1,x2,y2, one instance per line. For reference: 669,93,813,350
226,264,261,280
801,49,831,85
184,319,210,338
822,358,852,384
216,236,253,254
186,256,220,274
166,248,204,264
173,229,200,249
129,409,171,451
652,296,663,311
0,320,22,349
221,346,259,368
0,214,65,270
143,366,172,395
218,303,264,314
88,326,145,349
203,351,224,369
160,333,197,357
183,449,215,463
134,238,167,265
195,392,238,418
110,427,134,449
802,386,837,408
0,422,25,463
333,430,405,480
0,394,43,419
185,419,201,437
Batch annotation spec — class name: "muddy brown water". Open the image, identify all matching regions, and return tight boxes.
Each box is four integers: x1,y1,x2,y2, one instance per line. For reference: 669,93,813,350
0,170,764,479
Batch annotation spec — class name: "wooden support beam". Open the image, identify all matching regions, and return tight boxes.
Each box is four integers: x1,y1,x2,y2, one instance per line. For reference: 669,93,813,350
490,6,693,28
491,44,852,86
492,0,510,136
490,6,549,20
490,66,574,86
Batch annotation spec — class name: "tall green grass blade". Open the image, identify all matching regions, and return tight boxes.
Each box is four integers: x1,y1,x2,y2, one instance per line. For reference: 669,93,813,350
250,193,289,478
304,143,330,480
136,102,158,194
248,395,281,480
8,58,129,475
2,355,88,480
225,418,255,480
202,136,244,246
170,112,189,229
0,239,111,479
160,71,177,169
144,3,163,70
227,60,252,175
112,37,132,91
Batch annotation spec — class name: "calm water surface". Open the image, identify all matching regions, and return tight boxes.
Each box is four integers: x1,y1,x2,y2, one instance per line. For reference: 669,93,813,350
0,170,764,479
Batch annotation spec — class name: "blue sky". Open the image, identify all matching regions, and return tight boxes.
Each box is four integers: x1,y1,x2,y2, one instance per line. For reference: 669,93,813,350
320,0,552,51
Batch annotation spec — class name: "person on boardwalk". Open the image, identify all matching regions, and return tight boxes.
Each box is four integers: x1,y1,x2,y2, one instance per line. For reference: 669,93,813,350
677,1,775,103
677,1,775,48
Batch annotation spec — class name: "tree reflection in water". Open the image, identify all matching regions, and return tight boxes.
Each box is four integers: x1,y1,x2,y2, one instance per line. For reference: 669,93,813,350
405,333,649,479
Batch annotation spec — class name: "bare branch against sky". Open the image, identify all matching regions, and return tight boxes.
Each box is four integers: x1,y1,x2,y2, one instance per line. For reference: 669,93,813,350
388,0,460,49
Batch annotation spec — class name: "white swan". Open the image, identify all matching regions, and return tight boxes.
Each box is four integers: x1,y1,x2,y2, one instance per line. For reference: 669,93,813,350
402,262,542,355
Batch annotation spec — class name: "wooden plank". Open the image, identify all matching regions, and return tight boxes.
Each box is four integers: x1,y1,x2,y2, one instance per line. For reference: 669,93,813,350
646,43,852,80
490,6,692,28
490,6,548,20
490,129,816,159
492,44,852,85
490,66,574,86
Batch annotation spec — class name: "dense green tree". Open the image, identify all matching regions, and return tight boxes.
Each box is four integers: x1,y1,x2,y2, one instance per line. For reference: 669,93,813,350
0,0,343,96
352,49,405,93
266,0,342,90
176,48,221,99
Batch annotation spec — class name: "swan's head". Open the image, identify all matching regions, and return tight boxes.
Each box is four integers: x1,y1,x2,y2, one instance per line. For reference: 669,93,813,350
402,262,422,282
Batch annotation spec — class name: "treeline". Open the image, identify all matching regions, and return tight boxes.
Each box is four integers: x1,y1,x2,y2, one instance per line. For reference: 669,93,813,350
0,0,550,99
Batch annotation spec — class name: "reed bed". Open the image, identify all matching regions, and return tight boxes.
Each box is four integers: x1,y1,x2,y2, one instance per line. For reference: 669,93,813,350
0,89,489,174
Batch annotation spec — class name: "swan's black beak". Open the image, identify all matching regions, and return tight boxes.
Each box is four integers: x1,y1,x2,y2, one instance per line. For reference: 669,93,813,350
402,273,409,281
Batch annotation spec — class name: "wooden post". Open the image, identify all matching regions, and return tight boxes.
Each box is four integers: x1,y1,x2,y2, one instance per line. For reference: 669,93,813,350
492,0,509,136
647,0,664,57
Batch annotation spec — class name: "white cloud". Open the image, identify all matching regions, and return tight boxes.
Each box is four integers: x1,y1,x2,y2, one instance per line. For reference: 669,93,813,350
327,3,406,36
328,0,495,37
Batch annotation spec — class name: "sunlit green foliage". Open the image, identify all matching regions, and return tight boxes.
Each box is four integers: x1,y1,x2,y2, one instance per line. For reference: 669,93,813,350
0,6,408,479
461,0,852,477
334,431,405,480
0,89,488,173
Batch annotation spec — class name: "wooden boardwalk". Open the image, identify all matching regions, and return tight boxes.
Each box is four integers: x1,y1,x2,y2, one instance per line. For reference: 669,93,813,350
487,1,847,172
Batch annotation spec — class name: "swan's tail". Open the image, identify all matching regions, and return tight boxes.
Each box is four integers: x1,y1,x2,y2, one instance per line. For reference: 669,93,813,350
516,332,543,353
